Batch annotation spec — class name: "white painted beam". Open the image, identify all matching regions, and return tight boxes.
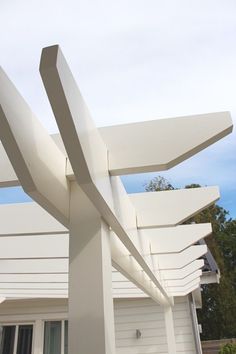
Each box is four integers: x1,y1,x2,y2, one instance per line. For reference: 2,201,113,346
0,283,68,289
110,270,202,290
0,259,68,274
166,270,202,288
0,109,232,184
0,142,18,186
0,203,67,235
0,68,70,226
40,45,171,305
0,234,68,259
140,223,211,254
0,274,68,283
99,111,232,175
0,207,168,304
54,111,233,177
111,260,205,282
159,260,204,280
0,294,66,299
0,289,68,295
111,240,168,304
170,280,200,297
130,187,219,228
153,245,207,270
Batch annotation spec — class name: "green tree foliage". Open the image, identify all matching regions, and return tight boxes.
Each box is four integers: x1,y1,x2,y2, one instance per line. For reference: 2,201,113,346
145,176,174,192
219,343,236,354
145,177,236,340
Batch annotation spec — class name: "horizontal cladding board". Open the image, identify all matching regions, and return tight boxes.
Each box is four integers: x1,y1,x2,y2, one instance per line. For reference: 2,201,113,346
116,336,167,346
116,327,166,339
116,344,168,353
114,297,195,353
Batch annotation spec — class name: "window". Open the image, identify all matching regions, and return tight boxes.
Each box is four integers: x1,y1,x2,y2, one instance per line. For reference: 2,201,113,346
0,325,33,354
16,325,33,354
43,321,68,354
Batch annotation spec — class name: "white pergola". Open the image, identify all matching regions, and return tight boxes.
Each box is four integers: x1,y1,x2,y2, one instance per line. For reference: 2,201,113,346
0,45,233,354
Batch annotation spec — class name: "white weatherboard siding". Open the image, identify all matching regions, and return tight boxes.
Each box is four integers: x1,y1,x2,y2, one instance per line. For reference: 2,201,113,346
115,297,197,354
0,297,198,354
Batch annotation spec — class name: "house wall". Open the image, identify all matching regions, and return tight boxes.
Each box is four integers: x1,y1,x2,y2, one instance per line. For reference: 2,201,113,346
0,296,199,354
115,297,198,354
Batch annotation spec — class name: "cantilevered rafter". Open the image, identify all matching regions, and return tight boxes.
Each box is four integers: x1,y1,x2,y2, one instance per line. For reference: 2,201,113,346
130,186,220,228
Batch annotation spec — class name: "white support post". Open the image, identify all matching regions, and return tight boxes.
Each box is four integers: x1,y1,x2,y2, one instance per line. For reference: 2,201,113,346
69,182,115,354
164,306,177,354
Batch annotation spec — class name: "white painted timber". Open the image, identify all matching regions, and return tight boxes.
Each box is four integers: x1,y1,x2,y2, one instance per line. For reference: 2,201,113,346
171,280,201,297
0,259,68,274
112,260,205,282
0,297,198,353
164,306,177,353
0,203,67,235
130,186,220,228
0,283,68,289
69,182,116,354
0,68,70,226
0,234,68,259
99,111,232,175
0,209,164,303
168,280,201,294
114,297,197,354
153,245,207,270
0,273,68,283
165,270,202,287
159,260,204,280
40,45,170,305
140,223,211,254
201,271,220,284
0,289,68,295
0,142,18,186
0,233,167,302
110,271,202,293
52,111,233,177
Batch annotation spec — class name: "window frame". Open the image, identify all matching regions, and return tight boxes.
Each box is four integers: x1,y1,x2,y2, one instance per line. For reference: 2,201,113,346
43,319,68,354
0,322,34,354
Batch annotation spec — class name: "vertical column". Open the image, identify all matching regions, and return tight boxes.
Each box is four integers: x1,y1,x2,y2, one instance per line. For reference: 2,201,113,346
164,306,177,354
68,182,116,354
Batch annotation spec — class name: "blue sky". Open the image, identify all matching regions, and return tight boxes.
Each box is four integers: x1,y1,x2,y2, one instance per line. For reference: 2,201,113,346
0,0,235,218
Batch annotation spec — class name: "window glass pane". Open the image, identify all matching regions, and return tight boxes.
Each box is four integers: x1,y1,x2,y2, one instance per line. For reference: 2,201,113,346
0,326,15,354
17,325,33,354
64,321,68,354
44,321,61,354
